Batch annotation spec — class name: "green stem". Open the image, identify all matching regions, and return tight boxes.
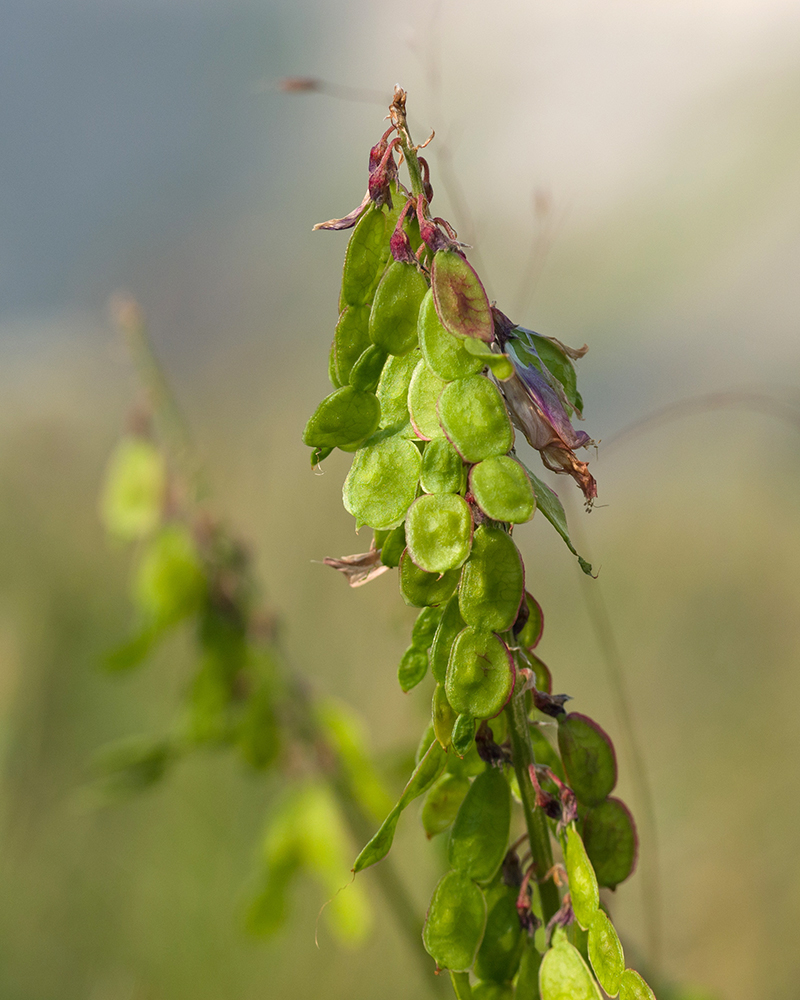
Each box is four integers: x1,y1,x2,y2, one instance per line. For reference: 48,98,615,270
505,683,561,924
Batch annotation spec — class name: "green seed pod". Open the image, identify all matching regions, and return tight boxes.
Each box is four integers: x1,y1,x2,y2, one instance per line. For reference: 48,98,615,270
405,493,473,574
618,969,656,1000
527,652,553,694
446,628,515,720
349,344,389,393
380,523,406,568
303,386,381,451
397,645,429,692
581,797,638,889
331,306,372,386
557,713,617,807
515,940,542,999
420,436,466,494
341,206,391,309
100,436,166,541
564,826,599,931
469,455,536,524
421,772,471,838
431,250,493,343
459,525,524,634
448,768,511,883
408,359,447,439
376,348,420,430
539,928,603,1000
418,288,485,380
451,713,476,757
437,375,514,463
431,594,467,684
433,683,457,749
399,550,461,608
588,909,625,997
412,605,446,650
472,983,514,1000
343,433,421,529
516,592,544,650
369,261,429,355
422,869,488,972
134,524,206,628
474,880,525,983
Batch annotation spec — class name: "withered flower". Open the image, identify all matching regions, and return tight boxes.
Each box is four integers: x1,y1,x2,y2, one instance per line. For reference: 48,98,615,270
493,308,597,504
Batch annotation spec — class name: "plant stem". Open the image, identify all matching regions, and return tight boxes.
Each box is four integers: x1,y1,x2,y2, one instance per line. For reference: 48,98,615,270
505,683,561,924
390,86,426,201
112,296,206,504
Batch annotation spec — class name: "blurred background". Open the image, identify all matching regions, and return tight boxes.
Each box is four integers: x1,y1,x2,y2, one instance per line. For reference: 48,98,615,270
2,0,800,997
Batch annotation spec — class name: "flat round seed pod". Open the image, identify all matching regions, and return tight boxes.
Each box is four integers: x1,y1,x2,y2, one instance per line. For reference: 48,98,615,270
557,713,617,807
422,870,487,972
459,525,524,634
421,772,471,839
369,261,429,355
331,306,371,386
397,645,428,692
303,386,381,451
431,250,493,343
433,682,457,748
408,359,447,439
341,206,390,308
451,713,475,757
438,376,513,463
564,826,599,930
406,494,473,574
469,456,535,524
588,910,624,997
412,605,445,650
539,931,603,1000
448,768,511,883
515,592,544,650
446,627,515,720
430,594,467,685
376,349,419,431
418,289,485,380
399,549,461,607
420,437,466,494
349,344,388,393
100,437,166,541
343,433,421,529
619,969,656,1000
379,523,406,568
474,881,525,984
581,797,638,889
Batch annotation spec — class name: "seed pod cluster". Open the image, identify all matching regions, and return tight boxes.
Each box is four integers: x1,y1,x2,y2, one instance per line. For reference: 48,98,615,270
308,89,658,1000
